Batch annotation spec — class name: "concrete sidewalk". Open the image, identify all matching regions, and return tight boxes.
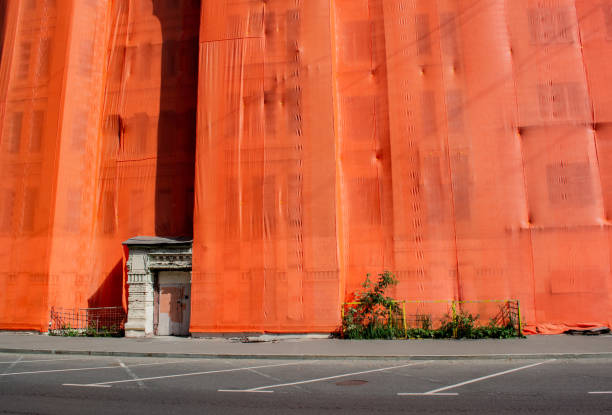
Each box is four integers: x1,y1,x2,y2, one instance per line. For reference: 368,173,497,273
1,333,612,360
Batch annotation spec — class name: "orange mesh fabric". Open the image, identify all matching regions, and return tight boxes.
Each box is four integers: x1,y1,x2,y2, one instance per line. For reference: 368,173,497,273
193,0,340,332
1,0,611,334
192,0,612,334
0,0,199,331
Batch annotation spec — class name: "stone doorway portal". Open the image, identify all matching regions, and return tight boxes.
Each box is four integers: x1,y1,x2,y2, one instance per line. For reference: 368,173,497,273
123,237,192,338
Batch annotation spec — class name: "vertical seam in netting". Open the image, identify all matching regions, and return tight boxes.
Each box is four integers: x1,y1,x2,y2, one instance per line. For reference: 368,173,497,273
572,1,612,320
329,0,346,304
572,1,606,222
366,0,384,264
502,0,537,323
44,0,81,327
260,1,267,324
373,0,393,270
434,0,461,302
236,13,246,249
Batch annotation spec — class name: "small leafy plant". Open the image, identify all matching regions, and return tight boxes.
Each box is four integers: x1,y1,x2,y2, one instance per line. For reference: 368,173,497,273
85,323,123,337
339,271,404,339
437,310,479,339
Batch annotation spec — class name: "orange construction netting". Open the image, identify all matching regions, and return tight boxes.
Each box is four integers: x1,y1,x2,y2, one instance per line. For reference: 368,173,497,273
0,0,199,331
0,0,611,335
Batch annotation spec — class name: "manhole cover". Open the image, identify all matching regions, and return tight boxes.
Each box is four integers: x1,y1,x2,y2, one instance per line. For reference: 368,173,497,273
335,379,368,386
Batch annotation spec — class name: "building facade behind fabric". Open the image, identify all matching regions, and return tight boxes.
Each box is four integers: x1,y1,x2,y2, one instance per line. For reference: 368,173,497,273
0,0,611,335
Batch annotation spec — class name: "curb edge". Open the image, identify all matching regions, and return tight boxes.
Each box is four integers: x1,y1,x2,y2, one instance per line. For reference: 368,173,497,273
1,348,612,361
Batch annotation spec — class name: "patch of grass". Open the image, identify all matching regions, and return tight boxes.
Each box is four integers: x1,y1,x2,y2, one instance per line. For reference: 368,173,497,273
48,324,81,337
49,323,123,337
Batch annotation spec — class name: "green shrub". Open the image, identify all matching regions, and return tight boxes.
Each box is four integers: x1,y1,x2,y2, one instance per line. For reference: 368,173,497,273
337,271,524,340
412,311,523,339
338,271,404,339
436,311,478,339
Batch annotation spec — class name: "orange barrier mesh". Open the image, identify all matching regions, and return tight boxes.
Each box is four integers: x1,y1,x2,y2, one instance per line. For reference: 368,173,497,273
193,0,340,333
0,0,199,331
1,0,611,334
192,0,612,334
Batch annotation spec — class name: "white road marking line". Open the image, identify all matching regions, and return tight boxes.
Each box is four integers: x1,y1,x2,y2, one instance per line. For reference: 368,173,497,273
399,393,458,396
589,391,612,394
3,360,184,377
119,361,146,389
219,362,426,393
244,367,310,393
1,355,23,375
398,359,555,396
246,368,282,382
0,357,92,364
64,361,314,388
62,384,111,388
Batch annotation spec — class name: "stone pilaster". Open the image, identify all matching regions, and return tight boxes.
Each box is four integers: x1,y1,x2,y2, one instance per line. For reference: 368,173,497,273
125,249,155,337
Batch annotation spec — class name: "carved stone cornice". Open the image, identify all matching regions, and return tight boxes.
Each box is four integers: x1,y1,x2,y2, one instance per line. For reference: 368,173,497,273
147,252,192,270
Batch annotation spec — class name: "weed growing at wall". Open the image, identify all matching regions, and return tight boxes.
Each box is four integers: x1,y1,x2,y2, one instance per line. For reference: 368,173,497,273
49,323,123,337
337,271,523,340
340,271,404,339
406,312,520,339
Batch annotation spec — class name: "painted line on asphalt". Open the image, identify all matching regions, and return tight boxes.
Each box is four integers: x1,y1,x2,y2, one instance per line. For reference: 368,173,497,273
119,361,146,389
3,360,185,377
589,391,612,394
64,361,315,388
399,393,458,396
398,359,555,397
218,362,427,393
0,357,92,364
1,355,22,375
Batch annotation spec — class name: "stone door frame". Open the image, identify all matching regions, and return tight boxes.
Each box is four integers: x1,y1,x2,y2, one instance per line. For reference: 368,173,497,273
123,237,192,338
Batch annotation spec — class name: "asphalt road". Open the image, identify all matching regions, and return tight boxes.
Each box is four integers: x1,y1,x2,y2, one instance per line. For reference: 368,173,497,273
1,353,611,414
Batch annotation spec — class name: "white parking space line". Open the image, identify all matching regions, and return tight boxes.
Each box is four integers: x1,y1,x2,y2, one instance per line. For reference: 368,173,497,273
244,367,298,390
64,361,315,388
3,360,185,377
0,357,92,364
398,360,555,397
398,392,459,396
246,368,282,382
243,367,312,393
119,361,146,389
1,355,23,374
218,362,426,393
589,391,612,394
